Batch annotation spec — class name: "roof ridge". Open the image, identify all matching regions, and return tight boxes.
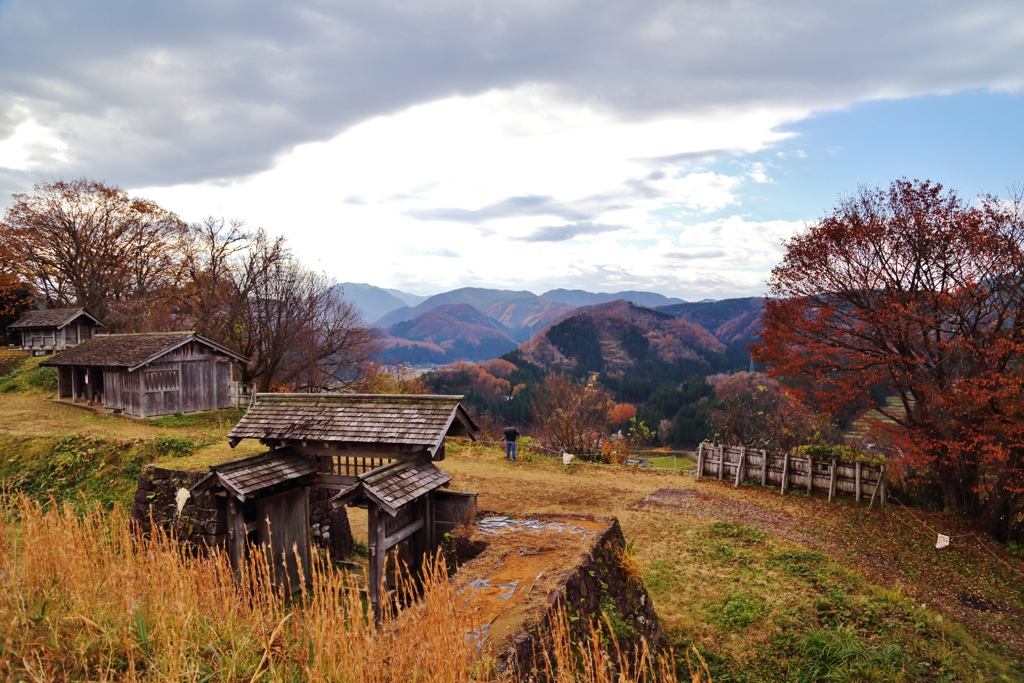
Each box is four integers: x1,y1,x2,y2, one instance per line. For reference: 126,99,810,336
256,393,465,400
94,331,195,337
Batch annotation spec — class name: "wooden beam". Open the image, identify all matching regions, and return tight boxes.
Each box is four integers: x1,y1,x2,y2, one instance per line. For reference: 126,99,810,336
383,518,424,551
717,445,724,480
781,453,789,495
696,442,705,481
807,457,815,494
328,485,364,510
760,449,768,486
307,473,359,489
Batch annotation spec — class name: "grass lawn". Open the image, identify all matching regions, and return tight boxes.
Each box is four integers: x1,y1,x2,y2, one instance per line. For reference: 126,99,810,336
439,442,1024,681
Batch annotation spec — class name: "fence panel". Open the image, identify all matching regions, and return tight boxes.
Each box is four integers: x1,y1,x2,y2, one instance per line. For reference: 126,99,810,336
696,442,886,505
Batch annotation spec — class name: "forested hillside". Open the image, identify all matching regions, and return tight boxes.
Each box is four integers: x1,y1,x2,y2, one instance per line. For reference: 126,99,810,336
428,298,763,444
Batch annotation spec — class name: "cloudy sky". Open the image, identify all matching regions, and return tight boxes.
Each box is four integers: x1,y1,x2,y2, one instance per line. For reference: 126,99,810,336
1,1,1023,300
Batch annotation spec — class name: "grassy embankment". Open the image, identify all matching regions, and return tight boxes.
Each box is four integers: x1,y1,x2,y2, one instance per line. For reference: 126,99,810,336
0,351,262,509
1,350,1022,680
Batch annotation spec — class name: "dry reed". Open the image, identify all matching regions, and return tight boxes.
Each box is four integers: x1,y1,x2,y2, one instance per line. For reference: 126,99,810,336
0,495,693,682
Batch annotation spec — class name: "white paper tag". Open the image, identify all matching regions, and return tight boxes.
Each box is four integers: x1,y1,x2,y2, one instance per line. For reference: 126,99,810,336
935,534,950,549
562,452,574,465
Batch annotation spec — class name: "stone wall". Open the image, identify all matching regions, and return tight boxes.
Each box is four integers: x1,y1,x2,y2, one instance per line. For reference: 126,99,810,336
131,464,354,559
493,514,661,679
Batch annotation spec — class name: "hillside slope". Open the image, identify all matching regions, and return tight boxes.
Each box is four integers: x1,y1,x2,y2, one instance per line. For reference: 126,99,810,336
379,303,520,364
521,300,725,373
658,297,764,344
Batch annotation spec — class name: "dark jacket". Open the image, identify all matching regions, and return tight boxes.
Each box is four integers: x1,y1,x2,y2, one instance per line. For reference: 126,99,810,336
504,426,520,442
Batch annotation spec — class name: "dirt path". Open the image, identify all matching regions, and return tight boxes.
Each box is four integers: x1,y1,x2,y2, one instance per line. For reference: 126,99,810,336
638,486,1024,654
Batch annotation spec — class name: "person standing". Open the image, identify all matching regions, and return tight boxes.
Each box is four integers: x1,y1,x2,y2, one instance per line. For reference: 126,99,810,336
503,422,520,461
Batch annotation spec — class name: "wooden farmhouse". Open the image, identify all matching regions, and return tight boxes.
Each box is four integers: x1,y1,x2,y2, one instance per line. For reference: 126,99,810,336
41,332,249,417
190,393,478,613
7,307,103,355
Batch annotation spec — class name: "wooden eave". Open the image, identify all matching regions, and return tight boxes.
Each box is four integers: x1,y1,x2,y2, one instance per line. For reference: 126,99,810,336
190,450,319,502
327,457,451,517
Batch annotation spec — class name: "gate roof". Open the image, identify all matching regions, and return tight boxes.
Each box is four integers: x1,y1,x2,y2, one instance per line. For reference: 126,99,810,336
191,450,320,501
227,393,478,456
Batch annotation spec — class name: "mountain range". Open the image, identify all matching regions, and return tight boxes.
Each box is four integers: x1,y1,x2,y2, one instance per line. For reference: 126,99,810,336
335,282,763,366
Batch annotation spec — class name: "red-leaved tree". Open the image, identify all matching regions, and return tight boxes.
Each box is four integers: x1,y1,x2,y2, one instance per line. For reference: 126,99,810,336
751,179,1024,538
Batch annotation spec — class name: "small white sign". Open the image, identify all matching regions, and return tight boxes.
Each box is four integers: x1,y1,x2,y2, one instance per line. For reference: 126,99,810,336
562,452,574,465
935,534,950,549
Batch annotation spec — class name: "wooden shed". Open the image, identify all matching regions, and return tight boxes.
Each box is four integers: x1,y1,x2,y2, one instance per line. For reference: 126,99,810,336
7,307,103,355
41,332,249,417
192,393,478,610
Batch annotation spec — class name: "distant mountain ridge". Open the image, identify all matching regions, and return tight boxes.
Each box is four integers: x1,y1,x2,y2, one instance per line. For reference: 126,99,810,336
340,281,763,367
375,287,575,342
334,283,428,323
541,289,686,308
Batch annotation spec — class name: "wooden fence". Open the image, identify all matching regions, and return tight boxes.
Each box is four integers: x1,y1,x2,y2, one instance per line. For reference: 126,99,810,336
696,442,887,505
228,381,253,409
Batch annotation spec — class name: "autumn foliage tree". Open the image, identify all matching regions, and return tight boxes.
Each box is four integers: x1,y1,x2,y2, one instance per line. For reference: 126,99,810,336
0,244,34,344
177,219,379,392
751,179,1024,539
706,372,823,452
0,179,186,328
534,373,614,458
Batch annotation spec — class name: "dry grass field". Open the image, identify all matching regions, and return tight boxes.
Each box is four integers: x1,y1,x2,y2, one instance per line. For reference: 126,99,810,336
0,352,1022,680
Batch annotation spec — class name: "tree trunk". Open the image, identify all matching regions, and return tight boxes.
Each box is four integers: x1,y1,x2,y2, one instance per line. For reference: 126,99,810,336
978,483,1013,542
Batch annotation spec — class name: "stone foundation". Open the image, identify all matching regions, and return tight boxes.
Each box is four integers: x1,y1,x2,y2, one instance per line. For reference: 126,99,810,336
496,516,660,679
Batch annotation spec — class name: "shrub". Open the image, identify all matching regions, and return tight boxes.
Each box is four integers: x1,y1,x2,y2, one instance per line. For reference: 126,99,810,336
709,593,765,629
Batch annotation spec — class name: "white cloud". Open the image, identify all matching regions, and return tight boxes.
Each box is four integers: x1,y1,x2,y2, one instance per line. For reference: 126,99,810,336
0,114,68,171
135,87,803,297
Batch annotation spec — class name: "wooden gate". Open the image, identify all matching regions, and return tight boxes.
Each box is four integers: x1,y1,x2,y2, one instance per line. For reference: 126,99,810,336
256,488,311,594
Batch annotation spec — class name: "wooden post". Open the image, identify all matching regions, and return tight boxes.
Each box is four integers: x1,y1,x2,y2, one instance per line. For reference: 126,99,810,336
760,449,768,486
696,442,705,481
868,473,881,508
879,465,887,507
855,462,862,502
425,491,436,565
781,453,789,495
717,446,725,480
368,506,383,622
734,447,745,488
828,459,837,503
226,497,246,580
807,457,815,494
71,367,78,403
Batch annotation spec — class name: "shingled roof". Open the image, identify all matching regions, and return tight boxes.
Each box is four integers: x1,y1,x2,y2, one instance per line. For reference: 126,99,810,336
227,393,478,454
8,307,103,330
330,457,452,516
41,332,248,370
191,450,320,501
